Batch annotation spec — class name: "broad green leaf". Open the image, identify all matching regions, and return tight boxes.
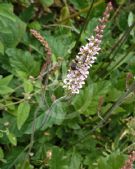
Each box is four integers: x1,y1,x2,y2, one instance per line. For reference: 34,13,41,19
0,147,4,159
72,81,111,115
72,83,94,114
0,75,14,95
41,99,66,129
0,86,14,95
6,48,40,76
98,157,110,169
69,152,81,169
85,81,111,115
0,3,26,48
49,146,68,169
108,151,125,169
43,33,74,57
97,151,125,169
0,75,13,86
6,130,17,146
106,88,122,102
17,102,30,130
51,101,66,125
23,80,33,93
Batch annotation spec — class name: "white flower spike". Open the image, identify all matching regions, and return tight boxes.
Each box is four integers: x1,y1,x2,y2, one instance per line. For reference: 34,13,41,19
63,2,113,94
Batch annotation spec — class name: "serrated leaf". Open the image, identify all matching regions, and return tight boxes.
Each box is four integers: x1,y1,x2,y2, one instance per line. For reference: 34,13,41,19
44,33,74,57
17,102,30,130
6,48,40,76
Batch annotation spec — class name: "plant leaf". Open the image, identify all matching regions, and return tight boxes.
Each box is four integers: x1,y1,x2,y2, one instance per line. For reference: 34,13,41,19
6,48,40,76
17,102,30,130
0,3,26,48
6,130,17,146
49,146,68,169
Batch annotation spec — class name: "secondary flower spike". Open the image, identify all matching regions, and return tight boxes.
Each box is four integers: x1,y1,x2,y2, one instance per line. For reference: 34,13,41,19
63,2,113,94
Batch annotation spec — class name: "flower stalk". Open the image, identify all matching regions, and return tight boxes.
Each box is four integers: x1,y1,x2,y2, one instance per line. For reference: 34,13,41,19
63,2,113,94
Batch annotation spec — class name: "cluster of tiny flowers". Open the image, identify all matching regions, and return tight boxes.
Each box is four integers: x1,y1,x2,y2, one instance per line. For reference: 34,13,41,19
63,2,113,94
121,151,135,169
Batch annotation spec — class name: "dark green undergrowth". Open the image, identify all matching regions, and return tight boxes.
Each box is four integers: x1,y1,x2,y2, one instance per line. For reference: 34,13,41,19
0,0,135,168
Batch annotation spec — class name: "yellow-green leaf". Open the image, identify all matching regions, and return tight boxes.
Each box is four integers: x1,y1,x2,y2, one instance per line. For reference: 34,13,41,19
17,102,30,130
23,80,33,93
6,130,17,146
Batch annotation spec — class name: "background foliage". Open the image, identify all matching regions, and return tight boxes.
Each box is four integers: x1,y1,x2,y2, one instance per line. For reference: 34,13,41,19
0,0,135,168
